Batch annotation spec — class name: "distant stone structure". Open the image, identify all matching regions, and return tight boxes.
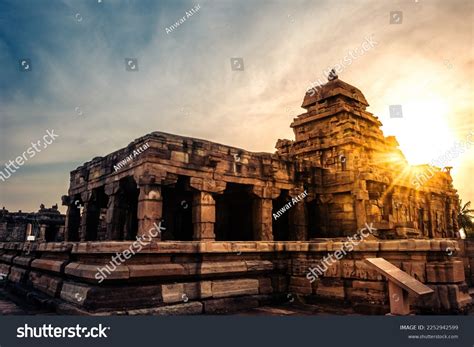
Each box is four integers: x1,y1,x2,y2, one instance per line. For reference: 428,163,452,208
0,204,65,242
0,75,470,315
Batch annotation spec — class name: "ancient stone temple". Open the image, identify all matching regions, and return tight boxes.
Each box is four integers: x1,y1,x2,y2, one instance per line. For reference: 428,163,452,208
0,205,65,242
0,75,471,315
61,75,460,243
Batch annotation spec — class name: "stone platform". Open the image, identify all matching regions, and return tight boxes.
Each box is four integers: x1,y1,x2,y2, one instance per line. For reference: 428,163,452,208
0,239,471,315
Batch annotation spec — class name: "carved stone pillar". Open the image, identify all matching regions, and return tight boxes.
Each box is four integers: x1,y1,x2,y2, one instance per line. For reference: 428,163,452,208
38,224,47,242
78,191,92,241
137,175,163,239
192,191,216,241
446,198,458,238
189,177,226,241
62,195,80,241
289,189,308,241
251,185,280,241
252,198,273,241
452,209,459,238
26,223,32,239
427,195,435,238
105,182,122,240
354,189,369,230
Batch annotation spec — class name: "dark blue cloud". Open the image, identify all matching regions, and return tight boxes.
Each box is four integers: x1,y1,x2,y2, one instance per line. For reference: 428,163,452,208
0,0,175,101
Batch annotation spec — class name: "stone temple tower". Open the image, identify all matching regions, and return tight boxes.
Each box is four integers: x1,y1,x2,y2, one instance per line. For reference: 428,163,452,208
277,72,459,238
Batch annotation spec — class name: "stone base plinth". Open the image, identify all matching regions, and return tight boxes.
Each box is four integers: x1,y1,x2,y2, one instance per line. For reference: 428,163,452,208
0,239,471,315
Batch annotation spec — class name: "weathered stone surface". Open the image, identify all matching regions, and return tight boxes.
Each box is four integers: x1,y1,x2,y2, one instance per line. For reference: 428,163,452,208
203,296,259,314
0,254,15,263
60,282,92,306
341,260,356,278
401,262,426,283
160,281,212,303
8,266,28,283
426,261,465,283
28,271,62,297
211,279,259,298
0,263,10,277
12,256,33,267
161,283,185,303
31,258,66,273
128,302,203,316
198,261,247,275
324,260,342,277
446,284,472,310
245,260,274,272
271,274,288,294
258,277,273,294
414,283,472,313
354,260,383,281
346,287,386,304
129,264,186,278
61,282,162,310
352,280,385,291
65,262,129,281
315,279,345,299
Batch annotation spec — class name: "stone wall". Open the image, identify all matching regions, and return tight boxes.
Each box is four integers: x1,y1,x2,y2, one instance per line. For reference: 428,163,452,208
0,239,470,315
0,206,65,242
290,239,470,314
461,239,474,286
0,222,27,242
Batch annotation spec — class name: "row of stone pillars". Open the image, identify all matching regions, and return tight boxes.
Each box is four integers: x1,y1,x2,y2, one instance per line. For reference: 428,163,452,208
25,223,59,242
64,173,309,242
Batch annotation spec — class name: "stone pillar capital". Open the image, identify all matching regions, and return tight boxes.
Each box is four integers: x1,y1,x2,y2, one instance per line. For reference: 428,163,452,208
319,193,333,204
61,195,71,206
80,191,92,203
161,172,179,186
189,177,226,194
104,182,120,196
138,185,162,201
304,190,317,203
251,185,280,199
137,172,163,186
289,187,307,198
353,189,369,201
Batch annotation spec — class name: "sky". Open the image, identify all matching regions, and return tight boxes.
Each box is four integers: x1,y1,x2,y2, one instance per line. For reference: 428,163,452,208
0,0,473,214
